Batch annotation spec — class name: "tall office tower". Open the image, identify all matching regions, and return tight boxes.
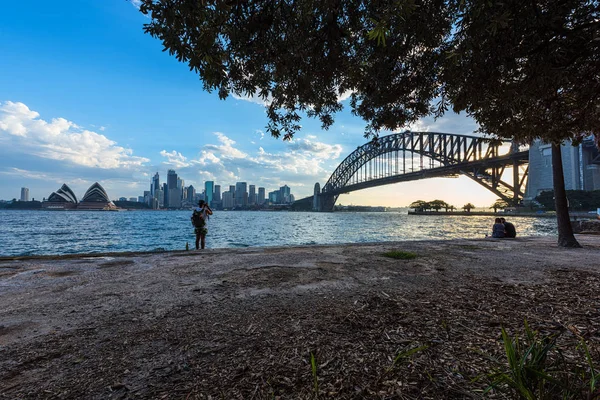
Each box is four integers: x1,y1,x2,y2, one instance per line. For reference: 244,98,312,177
152,172,160,198
157,188,164,207
205,181,214,206
187,185,196,203
279,185,291,203
222,191,234,208
143,190,151,206
525,138,600,199
162,183,169,208
268,191,278,203
213,185,221,202
229,185,235,198
20,187,29,202
138,196,144,203
257,187,265,205
235,182,248,207
167,170,181,208
248,185,256,205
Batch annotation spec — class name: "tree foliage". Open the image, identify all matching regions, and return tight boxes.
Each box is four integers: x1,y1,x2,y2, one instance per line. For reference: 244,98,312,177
535,190,600,211
139,0,454,139
429,199,448,212
462,203,475,212
443,0,600,145
490,199,509,213
409,200,428,212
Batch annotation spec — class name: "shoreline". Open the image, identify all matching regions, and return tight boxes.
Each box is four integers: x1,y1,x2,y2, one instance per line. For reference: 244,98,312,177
0,235,555,261
1,236,599,398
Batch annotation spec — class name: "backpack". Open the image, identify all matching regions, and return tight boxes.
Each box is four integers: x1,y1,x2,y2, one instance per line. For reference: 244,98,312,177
192,210,203,227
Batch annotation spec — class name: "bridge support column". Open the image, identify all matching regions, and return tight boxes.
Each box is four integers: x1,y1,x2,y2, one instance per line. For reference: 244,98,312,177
319,194,336,212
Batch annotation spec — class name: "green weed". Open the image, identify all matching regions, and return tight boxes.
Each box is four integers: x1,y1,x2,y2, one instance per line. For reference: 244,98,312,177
484,320,599,399
382,250,417,260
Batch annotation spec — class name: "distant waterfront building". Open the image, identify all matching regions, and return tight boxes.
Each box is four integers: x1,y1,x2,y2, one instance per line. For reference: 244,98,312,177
119,197,127,202
222,190,234,208
167,170,181,208
43,183,78,209
186,185,196,203
248,185,256,205
20,187,29,202
78,182,116,210
152,172,160,205
525,138,600,200
268,191,278,203
205,181,214,206
156,188,164,207
162,183,169,208
258,187,265,205
235,182,248,207
279,185,291,203
129,197,137,202
151,172,160,196
138,196,144,203
214,185,221,202
143,190,151,206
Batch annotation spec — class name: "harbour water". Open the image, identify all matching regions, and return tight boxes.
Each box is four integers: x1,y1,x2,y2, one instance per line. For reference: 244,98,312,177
0,210,557,257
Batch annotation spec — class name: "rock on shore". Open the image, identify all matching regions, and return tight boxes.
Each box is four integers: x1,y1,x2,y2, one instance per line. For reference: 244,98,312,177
0,236,599,399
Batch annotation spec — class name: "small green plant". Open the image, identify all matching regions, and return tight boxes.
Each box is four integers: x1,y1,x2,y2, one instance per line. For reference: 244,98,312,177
484,320,599,399
387,344,429,372
310,352,319,397
185,242,189,251
382,250,417,260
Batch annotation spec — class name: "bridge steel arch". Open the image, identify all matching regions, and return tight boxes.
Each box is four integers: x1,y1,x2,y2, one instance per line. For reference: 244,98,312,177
317,132,529,211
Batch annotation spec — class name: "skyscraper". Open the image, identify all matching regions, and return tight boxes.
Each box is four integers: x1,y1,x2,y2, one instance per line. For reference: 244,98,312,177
20,187,29,202
162,182,169,208
167,170,181,208
205,181,214,206
248,185,256,205
186,185,196,203
279,185,291,203
214,185,221,202
235,182,248,207
257,187,265,205
152,172,160,203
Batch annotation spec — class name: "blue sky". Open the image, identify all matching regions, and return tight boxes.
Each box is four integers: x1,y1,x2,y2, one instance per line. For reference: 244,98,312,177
0,0,503,208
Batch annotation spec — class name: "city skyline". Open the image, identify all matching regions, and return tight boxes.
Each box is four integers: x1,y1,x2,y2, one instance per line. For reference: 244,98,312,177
0,1,504,208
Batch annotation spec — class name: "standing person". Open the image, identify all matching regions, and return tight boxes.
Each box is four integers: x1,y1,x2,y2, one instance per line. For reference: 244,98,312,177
191,200,213,250
491,217,506,238
501,217,517,238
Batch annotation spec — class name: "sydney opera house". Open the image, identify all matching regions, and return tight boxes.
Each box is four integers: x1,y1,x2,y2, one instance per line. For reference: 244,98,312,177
42,182,117,210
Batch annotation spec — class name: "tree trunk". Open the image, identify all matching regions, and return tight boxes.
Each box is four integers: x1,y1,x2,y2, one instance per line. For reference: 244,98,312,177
551,143,581,248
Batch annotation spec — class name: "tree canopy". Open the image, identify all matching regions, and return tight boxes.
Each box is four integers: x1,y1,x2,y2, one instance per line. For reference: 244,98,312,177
140,0,599,144
139,0,454,139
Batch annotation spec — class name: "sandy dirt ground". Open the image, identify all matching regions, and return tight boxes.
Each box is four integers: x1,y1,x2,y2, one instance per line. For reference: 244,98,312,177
0,236,599,399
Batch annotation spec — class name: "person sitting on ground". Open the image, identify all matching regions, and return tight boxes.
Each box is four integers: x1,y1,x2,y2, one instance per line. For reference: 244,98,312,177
191,200,213,250
500,217,516,238
491,217,506,238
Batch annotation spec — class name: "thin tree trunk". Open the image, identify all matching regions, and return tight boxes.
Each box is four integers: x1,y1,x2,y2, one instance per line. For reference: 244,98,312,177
551,143,581,248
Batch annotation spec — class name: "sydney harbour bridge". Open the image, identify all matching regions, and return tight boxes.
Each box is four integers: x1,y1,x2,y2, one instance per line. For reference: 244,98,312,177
295,131,530,212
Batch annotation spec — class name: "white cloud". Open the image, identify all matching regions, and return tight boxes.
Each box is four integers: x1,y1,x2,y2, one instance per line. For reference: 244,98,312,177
204,132,248,159
172,132,345,197
0,101,149,169
159,150,191,168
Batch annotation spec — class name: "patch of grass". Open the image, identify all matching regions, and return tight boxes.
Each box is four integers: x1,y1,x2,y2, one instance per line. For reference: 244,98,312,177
382,250,417,260
484,320,599,399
